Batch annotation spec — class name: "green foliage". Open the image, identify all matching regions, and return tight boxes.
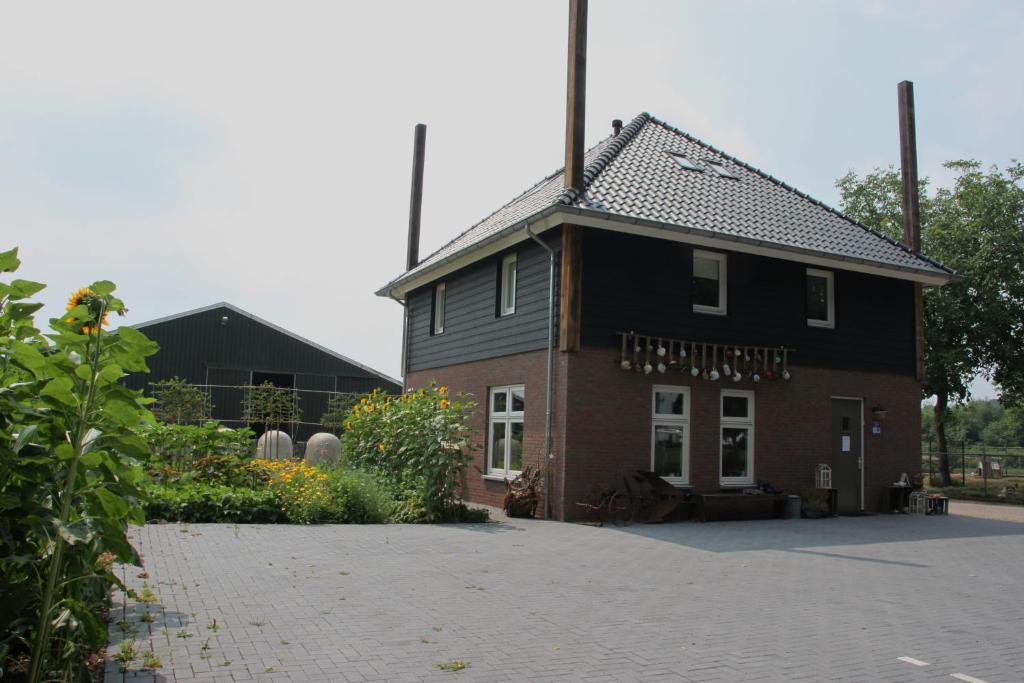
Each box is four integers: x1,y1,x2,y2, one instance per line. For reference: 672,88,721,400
241,381,301,433
320,392,360,434
342,386,477,522
838,162,1024,483
137,421,255,484
922,399,1024,447
143,482,283,523
149,377,212,425
323,467,395,523
0,247,159,682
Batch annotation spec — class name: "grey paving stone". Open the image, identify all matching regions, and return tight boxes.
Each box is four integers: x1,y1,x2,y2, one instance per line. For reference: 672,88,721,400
106,508,1024,682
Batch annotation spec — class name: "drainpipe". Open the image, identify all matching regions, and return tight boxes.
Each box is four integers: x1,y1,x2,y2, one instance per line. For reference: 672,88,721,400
389,292,408,385
526,224,556,520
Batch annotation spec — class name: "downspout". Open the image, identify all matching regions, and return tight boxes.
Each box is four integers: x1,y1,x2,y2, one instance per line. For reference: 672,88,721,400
526,224,556,520
389,292,408,386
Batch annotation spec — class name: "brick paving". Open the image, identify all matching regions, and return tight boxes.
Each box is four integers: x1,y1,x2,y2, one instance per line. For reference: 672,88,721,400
107,506,1024,682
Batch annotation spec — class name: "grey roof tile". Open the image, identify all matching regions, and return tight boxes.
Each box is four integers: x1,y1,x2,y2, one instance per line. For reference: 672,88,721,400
380,112,951,295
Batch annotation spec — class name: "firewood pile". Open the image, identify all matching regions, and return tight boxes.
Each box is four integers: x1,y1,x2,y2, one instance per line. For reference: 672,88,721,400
503,465,542,518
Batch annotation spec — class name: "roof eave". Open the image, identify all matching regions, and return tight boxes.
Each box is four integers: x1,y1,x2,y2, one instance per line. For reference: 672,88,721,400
377,207,957,299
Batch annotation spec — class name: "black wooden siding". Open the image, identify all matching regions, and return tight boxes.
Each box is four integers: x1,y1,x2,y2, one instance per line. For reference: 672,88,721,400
406,232,561,373
580,230,916,375
125,305,400,439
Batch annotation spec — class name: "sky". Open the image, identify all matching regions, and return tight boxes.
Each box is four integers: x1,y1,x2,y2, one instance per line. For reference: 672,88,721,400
1,0,1020,398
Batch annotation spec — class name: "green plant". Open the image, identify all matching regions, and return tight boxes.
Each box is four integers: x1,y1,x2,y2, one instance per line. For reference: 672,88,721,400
0,249,159,682
137,420,254,484
242,381,301,435
342,385,477,521
150,377,212,425
436,660,469,672
114,640,136,671
143,482,284,523
322,466,395,523
320,392,360,434
140,650,161,670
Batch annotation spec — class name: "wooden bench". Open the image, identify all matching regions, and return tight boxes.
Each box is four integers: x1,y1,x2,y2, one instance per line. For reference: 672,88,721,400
695,493,787,522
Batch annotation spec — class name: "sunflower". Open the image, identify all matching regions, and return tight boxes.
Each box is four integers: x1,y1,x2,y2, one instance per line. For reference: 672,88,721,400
440,399,450,410
66,287,108,334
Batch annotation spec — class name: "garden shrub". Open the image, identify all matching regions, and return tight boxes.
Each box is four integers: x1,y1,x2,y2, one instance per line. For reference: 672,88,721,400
342,386,479,522
324,467,395,523
144,483,283,523
137,421,254,485
0,249,158,682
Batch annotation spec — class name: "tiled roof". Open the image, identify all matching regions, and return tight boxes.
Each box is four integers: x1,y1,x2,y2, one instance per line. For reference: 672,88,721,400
379,112,952,295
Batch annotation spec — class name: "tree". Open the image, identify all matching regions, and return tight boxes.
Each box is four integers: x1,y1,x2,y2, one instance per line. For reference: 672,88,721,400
241,381,301,436
837,161,1024,484
150,376,212,424
320,392,360,435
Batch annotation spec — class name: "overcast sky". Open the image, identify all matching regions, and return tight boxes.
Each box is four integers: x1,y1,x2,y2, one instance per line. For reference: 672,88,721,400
2,1,1020,397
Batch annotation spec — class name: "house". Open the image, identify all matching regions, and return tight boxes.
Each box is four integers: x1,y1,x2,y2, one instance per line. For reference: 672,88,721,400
125,302,401,442
376,112,955,519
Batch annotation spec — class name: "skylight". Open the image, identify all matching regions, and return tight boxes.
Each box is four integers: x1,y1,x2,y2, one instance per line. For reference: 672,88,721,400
669,152,702,171
707,161,738,179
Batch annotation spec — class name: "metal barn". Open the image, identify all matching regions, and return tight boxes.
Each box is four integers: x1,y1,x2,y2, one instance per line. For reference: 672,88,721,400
124,302,401,442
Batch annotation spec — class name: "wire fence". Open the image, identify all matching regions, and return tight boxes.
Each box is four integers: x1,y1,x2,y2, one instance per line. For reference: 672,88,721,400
921,440,1024,501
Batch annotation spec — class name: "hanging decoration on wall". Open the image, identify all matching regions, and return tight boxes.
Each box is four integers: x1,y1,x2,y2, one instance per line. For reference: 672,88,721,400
617,331,795,385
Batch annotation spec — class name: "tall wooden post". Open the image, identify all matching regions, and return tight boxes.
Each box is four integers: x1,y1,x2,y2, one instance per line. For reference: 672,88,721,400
897,81,925,382
560,0,587,352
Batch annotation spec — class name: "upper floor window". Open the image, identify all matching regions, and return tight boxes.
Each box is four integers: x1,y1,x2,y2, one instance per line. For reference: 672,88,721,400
806,268,835,328
692,250,727,315
652,386,690,485
488,385,524,477
432,282,446,335
500,253,517,316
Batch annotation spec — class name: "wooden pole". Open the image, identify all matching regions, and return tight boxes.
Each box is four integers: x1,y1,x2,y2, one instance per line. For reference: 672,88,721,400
407,123,427,272
559,0,587,352
897,81,926,383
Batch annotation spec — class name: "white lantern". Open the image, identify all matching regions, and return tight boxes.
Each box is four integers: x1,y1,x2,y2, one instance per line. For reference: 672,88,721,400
657,362,667,374
782,369,791,380
732,371,742,383
690,367,700,377
643,362,653,375
752,373,760,383
656,345,666,357
709,369,720,381
722,363,731,376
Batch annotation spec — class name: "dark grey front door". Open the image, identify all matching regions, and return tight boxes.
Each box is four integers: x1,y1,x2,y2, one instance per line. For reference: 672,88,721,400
831,399,862,513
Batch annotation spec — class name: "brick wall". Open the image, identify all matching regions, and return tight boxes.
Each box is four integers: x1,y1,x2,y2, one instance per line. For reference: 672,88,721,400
563,348,921,517
409,346,921,521
406,349,569,518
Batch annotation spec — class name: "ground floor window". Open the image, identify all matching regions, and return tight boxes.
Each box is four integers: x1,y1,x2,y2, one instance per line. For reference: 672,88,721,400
651,385,690,484
488,385,524,477
720,389,754,485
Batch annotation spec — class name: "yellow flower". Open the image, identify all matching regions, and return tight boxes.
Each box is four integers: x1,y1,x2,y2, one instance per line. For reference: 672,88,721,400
66,287,109,334
440,399,450,410
438,386,448,395
377,443,385,452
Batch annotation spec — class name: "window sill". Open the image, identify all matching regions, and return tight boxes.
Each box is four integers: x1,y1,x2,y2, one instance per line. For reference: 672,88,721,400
719,481,754,489
807,320,835,329
692,306,727,316
482,473,513,482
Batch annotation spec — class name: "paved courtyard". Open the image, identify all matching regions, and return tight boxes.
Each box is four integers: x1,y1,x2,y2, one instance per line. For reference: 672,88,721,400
107,503,1024,682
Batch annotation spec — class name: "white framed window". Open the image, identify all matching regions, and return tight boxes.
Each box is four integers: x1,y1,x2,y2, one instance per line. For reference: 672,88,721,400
432,282,446,335
720,389,754,486
806,268,835,328
692,250,727,315
499,253,517,316
488,385,524,477
651,385,690,485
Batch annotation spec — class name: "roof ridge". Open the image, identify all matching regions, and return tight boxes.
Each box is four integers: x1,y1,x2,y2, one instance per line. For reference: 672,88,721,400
557,112,651,206
645,114,954,275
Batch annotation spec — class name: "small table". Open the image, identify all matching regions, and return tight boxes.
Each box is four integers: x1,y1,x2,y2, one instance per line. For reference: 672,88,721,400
881,486,912,513
926,496,949,515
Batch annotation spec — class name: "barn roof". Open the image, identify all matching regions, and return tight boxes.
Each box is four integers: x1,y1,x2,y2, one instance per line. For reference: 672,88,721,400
377,112,954,299
132,302,401,386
